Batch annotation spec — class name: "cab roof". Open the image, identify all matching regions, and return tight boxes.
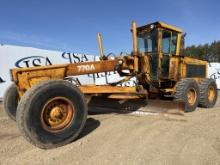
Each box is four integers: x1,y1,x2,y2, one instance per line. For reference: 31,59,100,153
137,21,183,33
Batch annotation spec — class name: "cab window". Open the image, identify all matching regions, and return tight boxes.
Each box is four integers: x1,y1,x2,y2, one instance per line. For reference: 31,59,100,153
162,31,178,55
162,31,171,54
138,29,158,53
171,33,177,54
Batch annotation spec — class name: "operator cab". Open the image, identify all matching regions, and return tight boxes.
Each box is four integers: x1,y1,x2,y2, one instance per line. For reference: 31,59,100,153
136,22,183,80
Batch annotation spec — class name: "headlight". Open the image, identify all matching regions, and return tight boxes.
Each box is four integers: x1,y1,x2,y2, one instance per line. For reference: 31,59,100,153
118,59,123,65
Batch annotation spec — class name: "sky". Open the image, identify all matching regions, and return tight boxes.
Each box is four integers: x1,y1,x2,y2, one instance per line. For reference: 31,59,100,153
0,0,220,55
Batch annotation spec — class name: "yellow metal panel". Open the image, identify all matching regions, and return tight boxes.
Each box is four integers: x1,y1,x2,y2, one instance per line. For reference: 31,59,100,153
16,67,66,96
180,57,208,79
158,22,183,33
169,57,179,80
79,85,138,94
176,33,181,55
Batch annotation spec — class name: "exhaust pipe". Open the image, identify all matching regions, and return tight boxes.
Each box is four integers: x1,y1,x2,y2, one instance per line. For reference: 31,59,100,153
132,21,138,72
97,32,105,60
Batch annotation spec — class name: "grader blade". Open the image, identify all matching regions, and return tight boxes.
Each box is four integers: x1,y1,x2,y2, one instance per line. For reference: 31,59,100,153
139,100,185,115
88,97,185,115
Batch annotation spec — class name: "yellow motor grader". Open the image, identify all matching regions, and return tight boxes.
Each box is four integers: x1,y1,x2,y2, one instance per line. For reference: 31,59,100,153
3,21,218,149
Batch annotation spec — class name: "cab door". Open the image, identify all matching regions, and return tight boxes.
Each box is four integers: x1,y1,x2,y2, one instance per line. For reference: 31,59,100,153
160,30,178,78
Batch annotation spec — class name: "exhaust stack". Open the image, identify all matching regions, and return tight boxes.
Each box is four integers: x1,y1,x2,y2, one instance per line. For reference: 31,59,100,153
132,21,138,72
97,32,105,60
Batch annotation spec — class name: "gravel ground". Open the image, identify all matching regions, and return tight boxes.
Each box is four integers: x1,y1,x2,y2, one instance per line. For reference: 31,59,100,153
0,93,220,165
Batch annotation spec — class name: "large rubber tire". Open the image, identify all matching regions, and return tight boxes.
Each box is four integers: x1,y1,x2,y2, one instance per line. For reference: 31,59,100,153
16,80,87,149
174,78,200,112
199,79,218,108
3,83,19,121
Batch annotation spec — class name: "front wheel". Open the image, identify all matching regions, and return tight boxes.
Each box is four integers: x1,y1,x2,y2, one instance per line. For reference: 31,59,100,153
16,80,87,149
3,83,19,121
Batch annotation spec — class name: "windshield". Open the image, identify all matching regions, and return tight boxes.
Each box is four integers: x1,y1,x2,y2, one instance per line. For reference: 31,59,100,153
137,29,158,53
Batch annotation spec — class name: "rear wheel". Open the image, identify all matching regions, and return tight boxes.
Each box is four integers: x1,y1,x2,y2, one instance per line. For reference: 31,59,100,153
199,79,218,108
3,84,19,121
16,80,87,149
174,79,200,112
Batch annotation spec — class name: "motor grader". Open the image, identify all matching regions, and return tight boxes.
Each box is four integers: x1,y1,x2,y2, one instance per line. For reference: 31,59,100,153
3,21,218,149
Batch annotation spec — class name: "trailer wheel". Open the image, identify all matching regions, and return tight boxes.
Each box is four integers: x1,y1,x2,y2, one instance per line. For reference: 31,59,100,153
16,80,87,149
199,79,218,108
3,84,19,121
174,79,199,112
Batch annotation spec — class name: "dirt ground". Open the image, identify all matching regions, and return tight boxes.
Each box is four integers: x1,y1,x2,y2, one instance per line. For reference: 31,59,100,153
0,94,220,165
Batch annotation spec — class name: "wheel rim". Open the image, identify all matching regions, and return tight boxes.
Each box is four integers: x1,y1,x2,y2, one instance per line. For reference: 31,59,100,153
187,88,197,106
41,97,75,133
208,86,215,102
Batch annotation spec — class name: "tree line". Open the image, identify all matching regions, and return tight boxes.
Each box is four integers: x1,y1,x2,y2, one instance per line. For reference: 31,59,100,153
183,40,220,62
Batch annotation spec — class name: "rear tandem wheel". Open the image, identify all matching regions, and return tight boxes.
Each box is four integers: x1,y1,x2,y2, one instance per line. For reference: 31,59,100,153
174,78,200,112
199,79,218,108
